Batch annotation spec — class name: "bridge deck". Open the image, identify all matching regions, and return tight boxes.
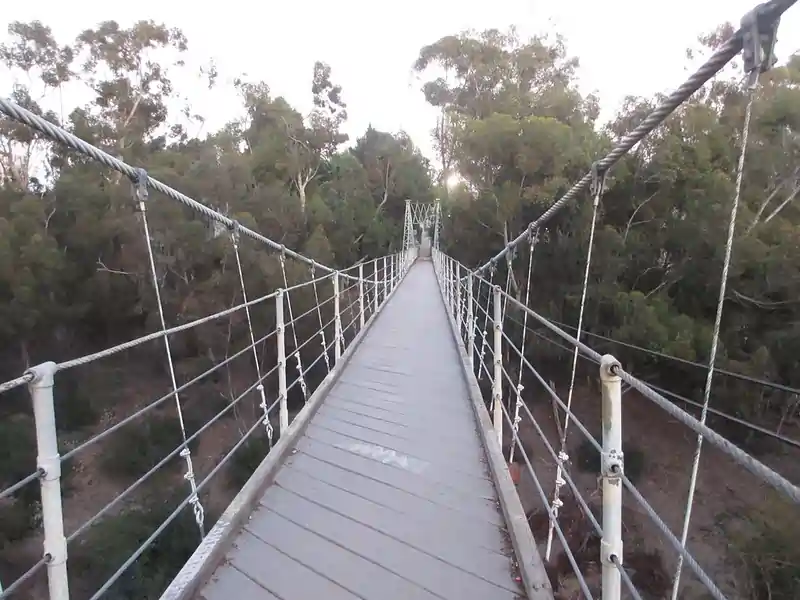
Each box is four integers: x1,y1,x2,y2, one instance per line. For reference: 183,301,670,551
198,262,524,600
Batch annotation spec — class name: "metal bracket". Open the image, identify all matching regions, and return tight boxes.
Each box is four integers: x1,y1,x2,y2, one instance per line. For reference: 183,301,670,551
741,3,780,77
131,167,149,210
601,448,624,478
527,222,538,243
590,162,608,200
227,219,241,243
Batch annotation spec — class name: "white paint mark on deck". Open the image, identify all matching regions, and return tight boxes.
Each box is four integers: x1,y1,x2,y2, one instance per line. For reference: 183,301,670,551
341,441,427,474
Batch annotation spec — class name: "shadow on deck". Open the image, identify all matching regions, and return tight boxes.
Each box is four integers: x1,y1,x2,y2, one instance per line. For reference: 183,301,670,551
161,261,553,600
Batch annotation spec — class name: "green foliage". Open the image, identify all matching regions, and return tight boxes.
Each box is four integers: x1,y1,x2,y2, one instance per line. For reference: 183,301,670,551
415,24,800,450
0,25,433,596
1,14,800,600
0,415,39,544
54,368,99,432
226,431,274,491
100,413,198,481
730,498,800,599
0,415,78,544
69,493,212,599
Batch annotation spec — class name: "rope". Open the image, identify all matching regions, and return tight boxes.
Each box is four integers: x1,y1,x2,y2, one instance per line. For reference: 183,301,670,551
230,223,273,445
670,78,758,599
280,253,308,401
509,230,537,464
545,166,605,561
133,169,204,537
491,358,593,599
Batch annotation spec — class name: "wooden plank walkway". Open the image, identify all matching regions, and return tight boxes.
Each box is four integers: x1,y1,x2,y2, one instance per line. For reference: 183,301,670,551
197,262,526,600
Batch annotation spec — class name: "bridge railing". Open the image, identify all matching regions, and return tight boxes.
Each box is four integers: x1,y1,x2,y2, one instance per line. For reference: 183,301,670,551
0,249,415,600
432,247,800,600
0,95,419,600
0,254,418,600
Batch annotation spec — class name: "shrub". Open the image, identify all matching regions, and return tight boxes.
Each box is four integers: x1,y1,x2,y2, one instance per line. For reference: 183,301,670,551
0,416,76,544
69,492,215,599
628,549,671,598
731,499,800,600
0,499,38,544
226,430,276,491
54,368,99,432
180,386,233,436
0,416,37,490
100,413,198,481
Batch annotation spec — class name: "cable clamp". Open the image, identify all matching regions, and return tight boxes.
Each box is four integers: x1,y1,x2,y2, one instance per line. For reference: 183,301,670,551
590,162,608,201
130,167,148,210
228,219,241,241
602,448,625,478
741,4,780,78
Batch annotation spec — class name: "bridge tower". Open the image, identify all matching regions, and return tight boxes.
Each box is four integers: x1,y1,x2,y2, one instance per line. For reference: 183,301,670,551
402,200,438,259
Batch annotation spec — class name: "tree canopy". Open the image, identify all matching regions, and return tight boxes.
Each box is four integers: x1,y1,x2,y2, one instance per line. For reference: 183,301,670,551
2,16,800,600
416,26,800,446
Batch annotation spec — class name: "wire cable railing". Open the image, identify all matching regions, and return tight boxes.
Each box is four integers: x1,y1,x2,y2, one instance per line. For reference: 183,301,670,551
433,248,800,600
0,92,418,598
0,250,414,600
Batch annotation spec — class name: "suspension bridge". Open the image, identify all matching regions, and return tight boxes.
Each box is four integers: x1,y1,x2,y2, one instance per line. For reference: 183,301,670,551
1,1,800,599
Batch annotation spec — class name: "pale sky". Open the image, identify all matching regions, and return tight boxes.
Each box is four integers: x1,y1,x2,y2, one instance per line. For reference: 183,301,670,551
2,0,799,163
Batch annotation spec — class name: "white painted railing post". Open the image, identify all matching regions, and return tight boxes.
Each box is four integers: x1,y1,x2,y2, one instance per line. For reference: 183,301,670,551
455,262,462,337
27,361,69,600
358,263,365,330
467,272,475,369
600,354,623,600
391,254,396,291
334,272,342,362
276,290,288,434
492,285,503,447
444,257,451,313
373,259,379,313
449,258,456,318
383,256,388,302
